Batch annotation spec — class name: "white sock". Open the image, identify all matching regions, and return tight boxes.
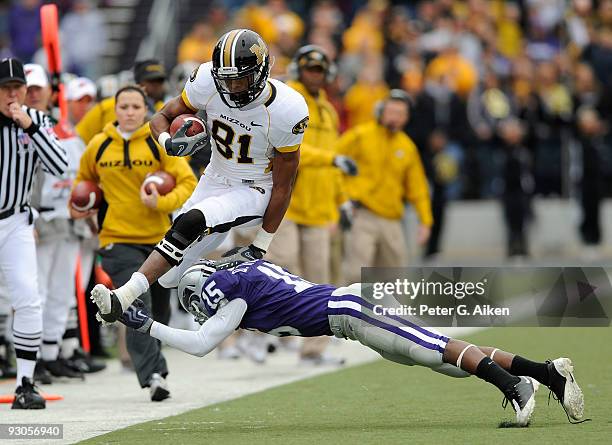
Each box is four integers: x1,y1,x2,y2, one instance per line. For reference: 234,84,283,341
61,338,79,359
16,358,36,388
116,272,150,310
41,342,59,361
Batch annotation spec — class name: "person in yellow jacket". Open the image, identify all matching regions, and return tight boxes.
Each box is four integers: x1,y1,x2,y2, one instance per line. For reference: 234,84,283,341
266,46,357,366
72,85,197,401
337,89,432,284
76,60,168,144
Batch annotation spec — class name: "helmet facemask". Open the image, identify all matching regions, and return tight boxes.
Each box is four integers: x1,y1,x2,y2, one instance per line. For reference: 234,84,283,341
178,260,217,325
211,29,270,108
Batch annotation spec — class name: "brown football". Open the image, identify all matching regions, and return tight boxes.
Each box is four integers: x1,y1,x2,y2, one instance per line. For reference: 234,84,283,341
169,114,205,137
70,180,103,211
143,171,176,196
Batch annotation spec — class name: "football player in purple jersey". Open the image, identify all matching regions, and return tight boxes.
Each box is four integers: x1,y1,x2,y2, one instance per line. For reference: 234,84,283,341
113,259,585,427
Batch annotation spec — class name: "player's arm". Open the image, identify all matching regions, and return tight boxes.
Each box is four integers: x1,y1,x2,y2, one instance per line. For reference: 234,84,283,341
219,148,300,263
149,95,193,141
119,298,247,357
150,95,210,157
20,110,67,177
263,148,300,233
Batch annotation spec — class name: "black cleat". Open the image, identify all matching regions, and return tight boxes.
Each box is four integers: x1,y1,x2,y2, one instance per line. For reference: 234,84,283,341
0,356,17,379
34,360,53,385
149,373,170,402
69,348,107,373
44,359,85,380
11,377,46,409
546,358,586,422
502,376,539,426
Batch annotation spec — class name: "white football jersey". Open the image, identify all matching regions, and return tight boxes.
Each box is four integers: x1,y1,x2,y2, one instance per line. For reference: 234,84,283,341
182,62,309,185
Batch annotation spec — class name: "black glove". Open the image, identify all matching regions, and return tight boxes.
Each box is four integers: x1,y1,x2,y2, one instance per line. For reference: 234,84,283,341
333,155,358,176
339,201,354,231
220,244,266,263
165,119,210,157
118,299,153,334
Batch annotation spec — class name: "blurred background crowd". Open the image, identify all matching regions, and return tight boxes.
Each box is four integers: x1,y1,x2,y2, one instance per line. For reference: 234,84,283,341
0,0,610,257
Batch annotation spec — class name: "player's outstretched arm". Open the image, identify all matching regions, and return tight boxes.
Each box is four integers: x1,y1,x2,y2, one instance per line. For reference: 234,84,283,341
119,298,247,357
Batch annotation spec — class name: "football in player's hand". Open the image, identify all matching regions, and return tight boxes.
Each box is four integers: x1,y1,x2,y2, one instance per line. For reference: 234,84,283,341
143,171,176,195
70,180,103,211
170,114,206,137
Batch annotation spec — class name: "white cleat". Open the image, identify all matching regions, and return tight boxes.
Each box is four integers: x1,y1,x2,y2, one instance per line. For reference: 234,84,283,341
547,357,585,421
91,284,111,313
504,376,539,426
90,284,123,322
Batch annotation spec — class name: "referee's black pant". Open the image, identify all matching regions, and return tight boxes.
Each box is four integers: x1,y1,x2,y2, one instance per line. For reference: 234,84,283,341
99,243,170,387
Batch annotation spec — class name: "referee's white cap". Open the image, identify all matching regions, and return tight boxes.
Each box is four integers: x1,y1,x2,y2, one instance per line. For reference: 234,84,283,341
24,64,49,88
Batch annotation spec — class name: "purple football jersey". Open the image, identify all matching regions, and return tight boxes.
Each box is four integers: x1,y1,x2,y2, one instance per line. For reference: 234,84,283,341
201,260,334,337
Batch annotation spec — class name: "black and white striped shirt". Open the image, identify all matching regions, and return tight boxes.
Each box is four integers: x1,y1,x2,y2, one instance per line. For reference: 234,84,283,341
0,106,67,213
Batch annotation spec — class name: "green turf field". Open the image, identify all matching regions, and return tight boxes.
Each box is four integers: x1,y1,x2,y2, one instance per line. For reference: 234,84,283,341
81,327,611,445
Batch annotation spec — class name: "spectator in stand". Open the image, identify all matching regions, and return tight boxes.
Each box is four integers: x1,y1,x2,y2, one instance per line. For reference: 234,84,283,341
343,61,389,128
60,0,108,79
575,107,605,249
531,61,573,196
76,60,167,144
499,118,533,258
177,20,216,64
9,0,41,62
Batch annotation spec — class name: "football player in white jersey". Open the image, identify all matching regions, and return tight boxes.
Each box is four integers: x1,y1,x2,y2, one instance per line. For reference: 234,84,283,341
91,29,310,322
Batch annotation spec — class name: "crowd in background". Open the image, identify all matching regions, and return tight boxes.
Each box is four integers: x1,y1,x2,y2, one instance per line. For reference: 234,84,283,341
176,0,612,256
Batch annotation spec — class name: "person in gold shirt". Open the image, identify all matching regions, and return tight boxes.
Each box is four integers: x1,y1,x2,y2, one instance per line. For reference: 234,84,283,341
72,85,196,401
76,60,168,144
337,90,432,284
266,46,357,366
343,62,389,128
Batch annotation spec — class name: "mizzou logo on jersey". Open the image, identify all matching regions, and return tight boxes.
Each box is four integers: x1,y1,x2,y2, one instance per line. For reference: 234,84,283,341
99,159,153,167
292,116,309,135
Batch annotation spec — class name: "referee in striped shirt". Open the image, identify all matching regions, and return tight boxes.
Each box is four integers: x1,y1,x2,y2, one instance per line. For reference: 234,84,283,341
0,57,67,409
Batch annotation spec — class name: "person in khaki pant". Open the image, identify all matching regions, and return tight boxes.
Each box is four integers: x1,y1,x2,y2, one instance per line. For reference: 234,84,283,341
336,90,433,284
266,46,357,365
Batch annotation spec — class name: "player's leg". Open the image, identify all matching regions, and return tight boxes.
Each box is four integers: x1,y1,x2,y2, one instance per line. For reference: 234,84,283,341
0,215,45,408
476,346,584,421
99,243,170,400
328,286,536,425
158,232,228,288
33,238,55,383
40,238,82,379
93,179,270,320
266,219,301,275
375,218,408,267
344,208,379,284
300,225,343,365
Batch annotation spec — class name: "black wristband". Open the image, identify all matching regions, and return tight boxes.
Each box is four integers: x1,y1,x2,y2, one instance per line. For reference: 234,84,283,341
24,122,39,136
